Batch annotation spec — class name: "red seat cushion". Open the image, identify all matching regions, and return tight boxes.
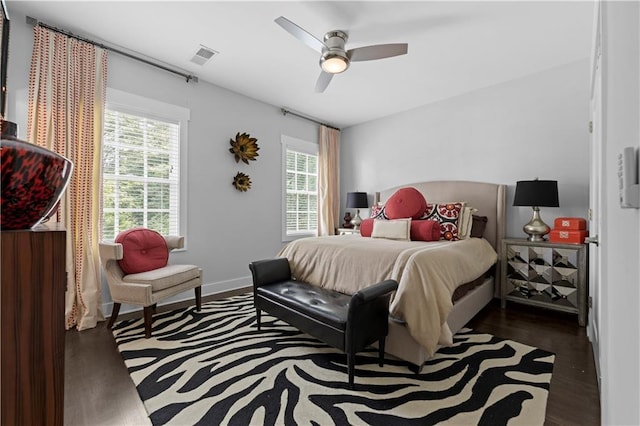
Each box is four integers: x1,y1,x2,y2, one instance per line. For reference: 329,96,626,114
115,228,169,275
384,187,427,220
410,220,441,241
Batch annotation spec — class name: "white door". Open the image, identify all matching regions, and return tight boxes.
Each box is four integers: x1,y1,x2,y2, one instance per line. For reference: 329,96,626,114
587,0,602,386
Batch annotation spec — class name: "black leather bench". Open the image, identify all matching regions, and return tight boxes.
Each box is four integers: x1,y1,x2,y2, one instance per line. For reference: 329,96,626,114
249,257,398,388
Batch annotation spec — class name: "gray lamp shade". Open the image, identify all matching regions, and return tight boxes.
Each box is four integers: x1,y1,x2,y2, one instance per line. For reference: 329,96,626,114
346,192,368,209
513,180,559,207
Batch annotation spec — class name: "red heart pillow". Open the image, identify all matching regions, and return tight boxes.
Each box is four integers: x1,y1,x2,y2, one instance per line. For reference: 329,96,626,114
115,228,169,274
384,187,427,220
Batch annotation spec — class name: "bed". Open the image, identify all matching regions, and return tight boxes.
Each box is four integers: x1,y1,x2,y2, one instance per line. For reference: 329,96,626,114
279,180,506,369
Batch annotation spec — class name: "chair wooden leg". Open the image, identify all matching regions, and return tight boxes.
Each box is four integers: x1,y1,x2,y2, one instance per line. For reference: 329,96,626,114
378,336,386,367
195,286,202,311
144,306,153,338
107,303,121,329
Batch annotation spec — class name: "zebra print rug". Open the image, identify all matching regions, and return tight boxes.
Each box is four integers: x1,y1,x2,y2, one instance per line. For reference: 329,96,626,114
113,293,554,425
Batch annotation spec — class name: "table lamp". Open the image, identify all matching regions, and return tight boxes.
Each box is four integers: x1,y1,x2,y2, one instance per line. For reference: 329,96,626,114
346,192,368,230
513,179,559,242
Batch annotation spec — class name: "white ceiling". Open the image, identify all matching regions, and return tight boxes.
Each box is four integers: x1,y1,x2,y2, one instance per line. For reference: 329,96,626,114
6,1,594,128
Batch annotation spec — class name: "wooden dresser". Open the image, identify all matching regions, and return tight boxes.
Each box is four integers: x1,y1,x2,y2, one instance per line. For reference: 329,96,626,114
1,223,66,425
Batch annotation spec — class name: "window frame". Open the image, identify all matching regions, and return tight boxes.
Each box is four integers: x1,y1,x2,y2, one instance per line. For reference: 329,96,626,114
281,135,319,242
102,88,190,246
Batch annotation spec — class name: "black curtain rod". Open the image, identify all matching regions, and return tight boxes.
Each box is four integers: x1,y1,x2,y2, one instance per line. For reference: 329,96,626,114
281,108,340,131
26,16,197,83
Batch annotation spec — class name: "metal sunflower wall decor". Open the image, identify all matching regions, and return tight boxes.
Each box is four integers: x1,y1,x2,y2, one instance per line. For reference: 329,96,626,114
232,172,252,192
229,132,260,164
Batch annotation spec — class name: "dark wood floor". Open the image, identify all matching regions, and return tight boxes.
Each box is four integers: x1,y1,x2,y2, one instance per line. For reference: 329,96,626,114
64,293,600,425
468,300,600,426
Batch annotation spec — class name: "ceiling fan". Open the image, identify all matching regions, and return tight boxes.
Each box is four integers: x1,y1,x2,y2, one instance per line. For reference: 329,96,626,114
275,16,408,93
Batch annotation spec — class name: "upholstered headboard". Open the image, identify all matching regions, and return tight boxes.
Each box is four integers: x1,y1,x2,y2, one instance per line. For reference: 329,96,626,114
376,180,506,255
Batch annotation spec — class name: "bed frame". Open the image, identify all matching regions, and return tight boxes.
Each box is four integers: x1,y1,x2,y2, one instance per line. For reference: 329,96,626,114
375,180,506,369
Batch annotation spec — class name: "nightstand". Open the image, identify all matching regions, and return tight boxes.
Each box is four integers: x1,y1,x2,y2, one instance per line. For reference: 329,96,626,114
337,228,360,235
501,238,588,326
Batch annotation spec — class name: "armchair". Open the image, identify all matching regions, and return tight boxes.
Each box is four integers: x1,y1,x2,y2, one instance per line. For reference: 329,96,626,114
99,231,202,338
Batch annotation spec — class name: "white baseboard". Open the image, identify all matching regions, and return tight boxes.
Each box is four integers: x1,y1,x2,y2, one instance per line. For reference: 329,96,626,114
588,318,602,390
102,275,252,317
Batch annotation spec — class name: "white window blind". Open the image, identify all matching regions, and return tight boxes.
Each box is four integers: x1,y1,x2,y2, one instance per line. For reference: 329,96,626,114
102,108,180,240
282,135,318,240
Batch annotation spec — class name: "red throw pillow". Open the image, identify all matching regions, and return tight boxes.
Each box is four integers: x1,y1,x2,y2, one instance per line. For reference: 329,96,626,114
384,187,427,220
410,220,441,241
359,218,375,237
115,228,169,274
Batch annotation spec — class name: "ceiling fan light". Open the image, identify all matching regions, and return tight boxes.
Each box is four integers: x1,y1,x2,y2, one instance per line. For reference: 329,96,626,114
320,53,349,74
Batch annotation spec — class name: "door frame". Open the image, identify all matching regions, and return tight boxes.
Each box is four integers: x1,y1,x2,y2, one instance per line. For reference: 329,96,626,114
587,0,603,388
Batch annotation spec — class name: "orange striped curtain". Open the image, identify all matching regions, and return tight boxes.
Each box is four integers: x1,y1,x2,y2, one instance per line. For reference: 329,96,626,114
318,125,340,236
27,26,108,330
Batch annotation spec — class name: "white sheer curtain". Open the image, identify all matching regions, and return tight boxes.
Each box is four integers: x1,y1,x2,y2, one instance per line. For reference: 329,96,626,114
318,125,340,236
27,26,108,330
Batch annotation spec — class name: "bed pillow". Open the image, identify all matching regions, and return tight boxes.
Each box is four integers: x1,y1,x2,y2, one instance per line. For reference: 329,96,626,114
359,218,375,237
424,202,464,241
370,203,388,219
470,215,488,238
410,220,441,242
115,228,169,274
371,218,411,241
457,206,478,240
384,187,427,220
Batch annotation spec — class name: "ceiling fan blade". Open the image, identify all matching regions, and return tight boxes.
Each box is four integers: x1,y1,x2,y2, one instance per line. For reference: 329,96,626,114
315,71,334,93
347,43,408,62
275,16,326,53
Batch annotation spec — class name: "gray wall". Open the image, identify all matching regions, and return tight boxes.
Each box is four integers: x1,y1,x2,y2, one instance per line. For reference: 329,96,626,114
599,1,640,423
6,12,318,314
340,59,590,239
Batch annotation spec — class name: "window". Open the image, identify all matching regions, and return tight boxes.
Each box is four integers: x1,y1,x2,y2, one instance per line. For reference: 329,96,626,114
282,135,318,240
102,89,189,241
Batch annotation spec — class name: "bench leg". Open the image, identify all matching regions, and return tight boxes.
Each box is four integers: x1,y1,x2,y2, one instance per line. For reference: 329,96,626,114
144,306,153,338
409,362,423,374
256,308,262,331
348,352,355,389
378,336,386,367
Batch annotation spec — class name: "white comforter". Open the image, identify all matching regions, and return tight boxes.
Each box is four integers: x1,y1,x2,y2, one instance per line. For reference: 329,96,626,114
278,236,497,355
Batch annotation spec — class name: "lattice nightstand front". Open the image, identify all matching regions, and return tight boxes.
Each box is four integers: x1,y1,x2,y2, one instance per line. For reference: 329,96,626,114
501,238,588,326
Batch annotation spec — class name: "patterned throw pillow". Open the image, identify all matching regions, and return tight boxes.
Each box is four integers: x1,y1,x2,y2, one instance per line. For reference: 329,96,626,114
424,202,464,241
370,203,388,220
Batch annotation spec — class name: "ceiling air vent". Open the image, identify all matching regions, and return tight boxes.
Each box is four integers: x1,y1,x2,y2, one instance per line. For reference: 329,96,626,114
190,45,218,66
